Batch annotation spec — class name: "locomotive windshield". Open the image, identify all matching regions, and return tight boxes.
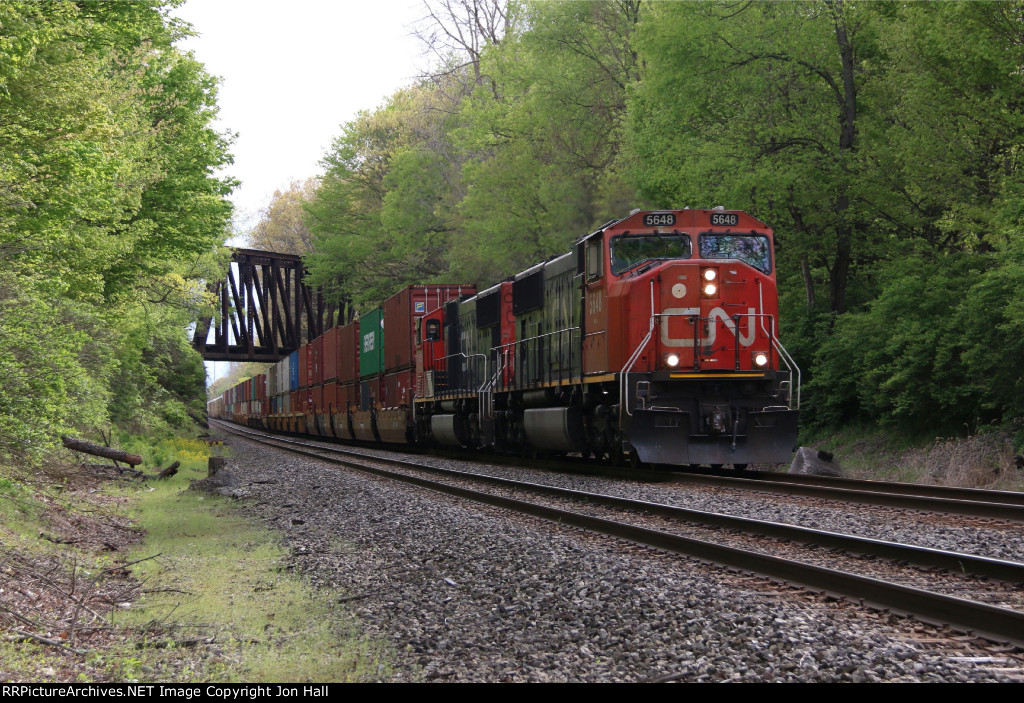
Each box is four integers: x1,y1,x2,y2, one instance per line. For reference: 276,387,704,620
610,233,691,275
699,234,771,273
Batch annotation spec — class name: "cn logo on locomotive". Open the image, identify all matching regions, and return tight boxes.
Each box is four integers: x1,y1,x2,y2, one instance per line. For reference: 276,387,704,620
660,306,756,347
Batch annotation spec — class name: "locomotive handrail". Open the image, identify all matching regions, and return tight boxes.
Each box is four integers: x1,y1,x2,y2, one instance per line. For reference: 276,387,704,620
481,351,509,421
492,326,581,391
620,280,659,422
757,279,801,409
434,351,488,397
620,325,656,420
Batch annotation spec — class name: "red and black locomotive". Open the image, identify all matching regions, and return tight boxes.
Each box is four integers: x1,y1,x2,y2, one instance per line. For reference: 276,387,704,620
210,208,800,469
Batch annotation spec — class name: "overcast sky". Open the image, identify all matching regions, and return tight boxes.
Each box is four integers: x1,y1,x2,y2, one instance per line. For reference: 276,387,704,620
175,0,428,233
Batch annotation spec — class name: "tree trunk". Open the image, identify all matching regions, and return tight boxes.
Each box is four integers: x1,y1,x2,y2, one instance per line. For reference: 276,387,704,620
800,255,817,313
830,1,856,314
61,437,143,466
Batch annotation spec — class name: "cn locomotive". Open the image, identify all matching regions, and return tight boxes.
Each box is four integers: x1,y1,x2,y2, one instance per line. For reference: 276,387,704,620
209,208,800,468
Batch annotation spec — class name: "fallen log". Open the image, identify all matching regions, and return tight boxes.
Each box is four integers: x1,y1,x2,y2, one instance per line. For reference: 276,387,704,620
155,461,179,480
61,437,142,466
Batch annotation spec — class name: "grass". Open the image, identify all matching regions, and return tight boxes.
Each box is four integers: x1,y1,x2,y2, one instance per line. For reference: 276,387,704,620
799,423,1024,490
0,474,42,541
104,438,391,682
0,435,391,682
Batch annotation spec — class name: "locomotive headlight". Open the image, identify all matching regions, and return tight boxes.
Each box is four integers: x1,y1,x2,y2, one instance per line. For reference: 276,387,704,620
701,269,718,296
665,353,681,368
753,352,769,367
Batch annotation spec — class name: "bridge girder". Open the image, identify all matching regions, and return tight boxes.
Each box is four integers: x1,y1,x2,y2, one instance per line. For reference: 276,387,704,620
193,248,345,362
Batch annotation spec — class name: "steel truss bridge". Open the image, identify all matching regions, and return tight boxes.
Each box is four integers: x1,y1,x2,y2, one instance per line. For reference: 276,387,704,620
192,248,347,362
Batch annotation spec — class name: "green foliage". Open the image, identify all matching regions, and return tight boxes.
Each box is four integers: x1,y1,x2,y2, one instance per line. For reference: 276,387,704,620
806,246,1024,441
305,0,642,305
295,0,1024,447
0,274,108,459
0,2,234,461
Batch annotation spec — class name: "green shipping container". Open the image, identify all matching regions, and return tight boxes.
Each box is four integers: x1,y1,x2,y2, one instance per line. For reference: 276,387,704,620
359,308,385,378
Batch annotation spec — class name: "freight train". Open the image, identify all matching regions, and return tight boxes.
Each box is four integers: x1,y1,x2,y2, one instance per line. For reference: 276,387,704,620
208,208,800,468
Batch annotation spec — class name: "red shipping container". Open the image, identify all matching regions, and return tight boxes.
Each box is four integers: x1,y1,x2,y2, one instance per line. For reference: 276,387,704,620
299,345,309,388
337,382,358,413
383,284,474,373
382,369,415,407
290,390,301,414
322,381,339,413
310,336,324,385
322,327,340,381
312,384,323,413
359,376,381,411
339,320,360,384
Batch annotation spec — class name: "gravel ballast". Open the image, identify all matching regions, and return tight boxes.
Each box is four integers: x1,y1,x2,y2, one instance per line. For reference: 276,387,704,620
200,433,1024,682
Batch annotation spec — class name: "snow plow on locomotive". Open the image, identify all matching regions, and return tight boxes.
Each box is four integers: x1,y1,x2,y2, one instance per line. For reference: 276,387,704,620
209,208,800,469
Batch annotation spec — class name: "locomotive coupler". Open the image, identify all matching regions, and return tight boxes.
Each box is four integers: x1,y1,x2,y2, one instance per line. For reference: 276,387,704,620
707,408,729,434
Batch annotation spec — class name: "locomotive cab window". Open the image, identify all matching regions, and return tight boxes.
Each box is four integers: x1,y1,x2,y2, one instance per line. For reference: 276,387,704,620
610,233,691,275
699,234,771,273
585,240,603,281
425,318,442,342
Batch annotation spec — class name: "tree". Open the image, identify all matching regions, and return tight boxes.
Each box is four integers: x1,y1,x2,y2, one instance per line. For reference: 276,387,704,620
414,0,513,98
450,0,643,282
0,1,236,459
305,82,466,306
248,178,319,254
629,1,885,314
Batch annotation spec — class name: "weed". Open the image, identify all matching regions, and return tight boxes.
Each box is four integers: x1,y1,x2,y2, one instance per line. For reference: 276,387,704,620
799,424,1024,490
108,456,391,682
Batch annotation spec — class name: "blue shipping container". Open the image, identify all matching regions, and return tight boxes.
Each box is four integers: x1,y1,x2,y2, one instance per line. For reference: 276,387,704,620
289,351,299,391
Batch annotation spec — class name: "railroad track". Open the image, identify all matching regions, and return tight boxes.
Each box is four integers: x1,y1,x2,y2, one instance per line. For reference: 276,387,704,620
664,469,1024,521
250,426,1024,521
213,420,1024,647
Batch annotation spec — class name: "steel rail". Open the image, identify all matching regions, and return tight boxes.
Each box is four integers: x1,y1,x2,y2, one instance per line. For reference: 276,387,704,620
668,472,1024,521
215,422,1024,646
222,423,1024,583
736,469,1024,506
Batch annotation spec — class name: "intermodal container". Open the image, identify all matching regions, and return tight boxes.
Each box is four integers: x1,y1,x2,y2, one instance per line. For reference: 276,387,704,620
382,369,415,407
322,381,338,413
289,351,299,391
359,308,385,379
383,285,474,373
359,376,381,411
337,382,358,413
339,321,360,383
322,327,339,382
310,335,324,385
